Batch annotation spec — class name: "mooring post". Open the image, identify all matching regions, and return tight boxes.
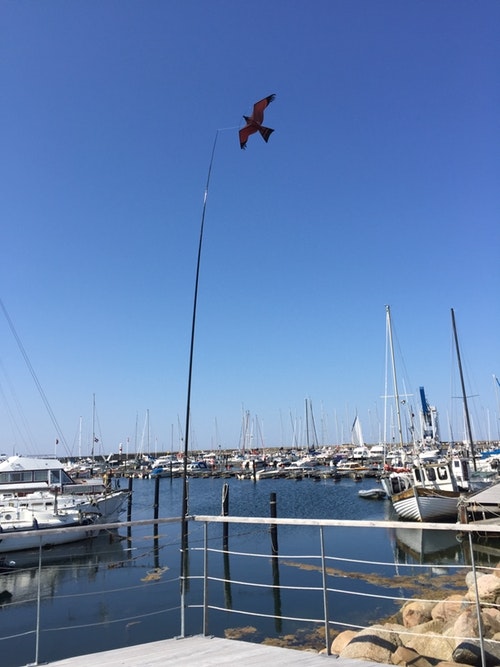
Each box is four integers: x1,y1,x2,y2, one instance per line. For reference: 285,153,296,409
270,492,278,555
127,476,133,523
153,476,160,568
153,475,160,518
222,482,229,551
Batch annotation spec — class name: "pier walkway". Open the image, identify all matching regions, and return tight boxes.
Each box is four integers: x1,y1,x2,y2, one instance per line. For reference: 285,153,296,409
45,635,392,666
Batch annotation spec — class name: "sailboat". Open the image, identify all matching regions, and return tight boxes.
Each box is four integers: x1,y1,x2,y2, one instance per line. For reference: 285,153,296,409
351,416,370,460
381,307,475,521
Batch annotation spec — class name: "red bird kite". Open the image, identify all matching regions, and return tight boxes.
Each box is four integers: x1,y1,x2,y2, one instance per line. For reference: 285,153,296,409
239,94,276,149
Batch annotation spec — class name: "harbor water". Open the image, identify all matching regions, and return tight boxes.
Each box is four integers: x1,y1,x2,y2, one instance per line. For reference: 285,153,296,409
1,473,499,667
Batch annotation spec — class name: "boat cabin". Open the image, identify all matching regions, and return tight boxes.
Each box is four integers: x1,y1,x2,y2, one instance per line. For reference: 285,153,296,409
0,456,107,496
412,458,471,493
0,456,75,494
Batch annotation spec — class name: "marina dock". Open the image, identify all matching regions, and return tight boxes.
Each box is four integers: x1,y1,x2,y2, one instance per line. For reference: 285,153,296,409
44,635,392,666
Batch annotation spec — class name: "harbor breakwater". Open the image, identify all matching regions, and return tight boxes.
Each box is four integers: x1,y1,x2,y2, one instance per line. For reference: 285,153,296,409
324,562,500,666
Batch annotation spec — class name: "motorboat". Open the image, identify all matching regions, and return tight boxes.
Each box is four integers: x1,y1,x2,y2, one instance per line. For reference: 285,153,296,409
0,456,129,523
381,458,473,521
0,505,98,553
358,488,386,499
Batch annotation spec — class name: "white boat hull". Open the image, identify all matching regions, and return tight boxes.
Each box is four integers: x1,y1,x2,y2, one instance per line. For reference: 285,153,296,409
0,524,98,553
0,489,129,524
358,488,386,499
0,507,99,554
67,490,129,522
391,487,460,522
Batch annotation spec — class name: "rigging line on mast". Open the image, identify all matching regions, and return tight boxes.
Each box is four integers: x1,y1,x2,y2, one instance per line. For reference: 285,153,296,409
386,305,404,449
0,357,38,451
0,297,70,455
451,308,477,469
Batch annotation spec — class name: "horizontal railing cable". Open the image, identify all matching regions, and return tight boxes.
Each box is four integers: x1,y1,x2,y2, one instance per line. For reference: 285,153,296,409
2,512,498,666
42,605,182,633
194,603,327,625
195,543,470,571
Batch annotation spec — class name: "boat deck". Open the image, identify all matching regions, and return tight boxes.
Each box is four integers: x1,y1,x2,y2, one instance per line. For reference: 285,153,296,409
465,480,500,504
45,635,392,666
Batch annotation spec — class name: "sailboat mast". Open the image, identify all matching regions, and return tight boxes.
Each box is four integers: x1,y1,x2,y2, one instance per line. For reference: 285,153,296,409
91,393,96,460
305,398,310,451
78,416,82,459
451,308,476,470
386,306,404,449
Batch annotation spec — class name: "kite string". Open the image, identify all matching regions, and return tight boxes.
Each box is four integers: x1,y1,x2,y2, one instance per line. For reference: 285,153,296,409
203,130,220,204
203,125,240,201
201,124,239,201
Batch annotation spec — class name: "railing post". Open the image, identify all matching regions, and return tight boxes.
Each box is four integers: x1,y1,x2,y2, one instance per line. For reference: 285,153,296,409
26,538,43,666
319,526,331,655
180,478,190,639
468,532,486,667
203,521,209,636
180,518,186,638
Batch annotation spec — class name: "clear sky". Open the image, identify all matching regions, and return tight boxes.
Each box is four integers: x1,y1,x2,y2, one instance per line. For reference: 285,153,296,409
1,1,499,458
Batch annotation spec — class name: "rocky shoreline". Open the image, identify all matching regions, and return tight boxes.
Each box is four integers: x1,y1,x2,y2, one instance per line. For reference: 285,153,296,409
324,562,500,666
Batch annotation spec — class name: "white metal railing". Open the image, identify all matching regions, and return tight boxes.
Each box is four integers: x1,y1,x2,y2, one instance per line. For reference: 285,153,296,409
1,516,499,666
188,516,500,666
0,517,181,667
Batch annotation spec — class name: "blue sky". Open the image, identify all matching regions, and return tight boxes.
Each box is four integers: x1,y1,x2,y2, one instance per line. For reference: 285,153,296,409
1,1,499,457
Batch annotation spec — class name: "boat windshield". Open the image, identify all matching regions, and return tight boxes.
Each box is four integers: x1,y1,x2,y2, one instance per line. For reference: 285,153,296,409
50,469,75,485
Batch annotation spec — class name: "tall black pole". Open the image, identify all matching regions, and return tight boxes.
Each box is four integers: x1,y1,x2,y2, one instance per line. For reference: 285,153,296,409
270,492,279,555
451,308,477,470
180,131,219,587
153,475,160,569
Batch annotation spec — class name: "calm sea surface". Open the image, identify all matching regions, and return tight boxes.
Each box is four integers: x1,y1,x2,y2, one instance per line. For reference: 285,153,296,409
1,474,498,667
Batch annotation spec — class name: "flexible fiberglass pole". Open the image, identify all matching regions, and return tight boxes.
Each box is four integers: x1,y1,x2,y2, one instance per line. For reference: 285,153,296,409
180,130,220,634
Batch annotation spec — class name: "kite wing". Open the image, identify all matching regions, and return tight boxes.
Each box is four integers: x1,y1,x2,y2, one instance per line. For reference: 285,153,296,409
251,94,276,125
239,94,276,149
239,124,258,149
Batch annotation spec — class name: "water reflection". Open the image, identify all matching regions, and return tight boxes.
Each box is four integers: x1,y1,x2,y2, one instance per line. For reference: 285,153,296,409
0,531,126,606
223,549,232,609
271,554,282,632
392,527,463,565
2,474,500,667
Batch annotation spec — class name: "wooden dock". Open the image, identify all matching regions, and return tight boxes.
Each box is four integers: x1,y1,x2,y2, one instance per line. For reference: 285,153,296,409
44,635,392,666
